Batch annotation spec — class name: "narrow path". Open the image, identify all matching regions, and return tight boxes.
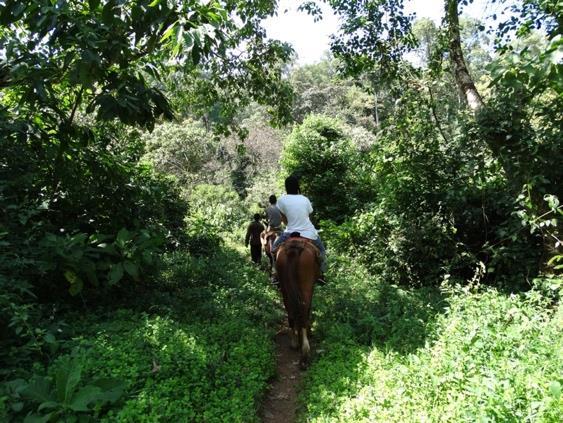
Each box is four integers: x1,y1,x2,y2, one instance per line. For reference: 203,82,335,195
260,325,304,423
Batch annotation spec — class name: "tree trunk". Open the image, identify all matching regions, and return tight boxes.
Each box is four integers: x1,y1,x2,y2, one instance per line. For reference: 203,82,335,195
446,0,485,112
374,90,380,128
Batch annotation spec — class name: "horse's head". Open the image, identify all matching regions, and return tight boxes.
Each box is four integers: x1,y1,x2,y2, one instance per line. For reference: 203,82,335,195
263,230,281,255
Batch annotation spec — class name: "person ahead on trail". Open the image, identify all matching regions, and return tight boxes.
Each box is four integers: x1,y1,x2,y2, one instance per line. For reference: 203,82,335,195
265,194,282,231
261,194,283,258
245,213,265,265
271,176,327,285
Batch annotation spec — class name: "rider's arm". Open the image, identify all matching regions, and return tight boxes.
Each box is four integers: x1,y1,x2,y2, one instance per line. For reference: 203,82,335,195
280,212,287,225
245,225,251,247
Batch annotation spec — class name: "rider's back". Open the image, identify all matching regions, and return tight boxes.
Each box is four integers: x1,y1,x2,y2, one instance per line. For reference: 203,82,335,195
277,194,317,240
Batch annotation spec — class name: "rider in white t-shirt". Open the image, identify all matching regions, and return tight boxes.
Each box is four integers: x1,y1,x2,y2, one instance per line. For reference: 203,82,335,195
271,175,327,285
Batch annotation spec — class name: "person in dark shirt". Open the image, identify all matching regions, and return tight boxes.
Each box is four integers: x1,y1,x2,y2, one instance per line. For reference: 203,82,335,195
245,213,265,264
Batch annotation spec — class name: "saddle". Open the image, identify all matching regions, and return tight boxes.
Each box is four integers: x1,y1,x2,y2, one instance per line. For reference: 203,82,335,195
278,232,321,260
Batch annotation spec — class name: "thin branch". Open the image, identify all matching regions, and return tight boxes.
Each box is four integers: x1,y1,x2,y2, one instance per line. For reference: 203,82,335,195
484,206,563,249
68,87,84,126
427,85,449,144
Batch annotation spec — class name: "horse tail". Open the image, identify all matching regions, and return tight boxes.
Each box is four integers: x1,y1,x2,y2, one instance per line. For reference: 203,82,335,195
285,242,304,328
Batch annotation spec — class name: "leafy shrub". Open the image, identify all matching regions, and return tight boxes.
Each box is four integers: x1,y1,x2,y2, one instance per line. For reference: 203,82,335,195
320,78,558,287
280,114,363,223
322,207,458,287
0,127,188,304
185,212,223,257
2,247,282,422
3,357,124,422
301,258,563,422
141,120,217,185
38,228,165,296
187,184,248,233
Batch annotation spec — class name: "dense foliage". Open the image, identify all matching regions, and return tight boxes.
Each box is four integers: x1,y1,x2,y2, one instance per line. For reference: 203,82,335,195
301,256,562,422
290,0,562,288
1,0,561,421
0,0,293,371
0,246,282,421
280,115,371,223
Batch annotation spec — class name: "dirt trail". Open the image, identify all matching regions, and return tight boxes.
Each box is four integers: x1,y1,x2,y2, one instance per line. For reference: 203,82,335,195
260,325,304,423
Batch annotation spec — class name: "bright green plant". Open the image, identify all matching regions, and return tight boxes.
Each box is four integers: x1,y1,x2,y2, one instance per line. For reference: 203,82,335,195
185,212,223,257
280,114,364,223
38,228,165,296
3,357,124,422
141,120,217,184
300,256,563,422
187,184,248,232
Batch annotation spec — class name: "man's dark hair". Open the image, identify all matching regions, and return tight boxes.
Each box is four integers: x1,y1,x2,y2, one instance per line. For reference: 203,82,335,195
253,213,261,221
285,175,300,194
269,195,276,204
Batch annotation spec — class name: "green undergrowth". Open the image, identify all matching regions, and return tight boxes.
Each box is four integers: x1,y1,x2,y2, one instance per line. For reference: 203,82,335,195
1,247,283,422
301,256,562,422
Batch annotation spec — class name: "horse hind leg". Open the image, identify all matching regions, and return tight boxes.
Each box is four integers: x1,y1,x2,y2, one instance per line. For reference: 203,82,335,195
300,328,310,369
269,253,274,274
290,328,299,350
268,240,275,272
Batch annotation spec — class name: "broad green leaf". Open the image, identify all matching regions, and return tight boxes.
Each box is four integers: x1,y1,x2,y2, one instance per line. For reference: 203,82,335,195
24,413,54,423
22,378,54,403
123,261,140,280
44,332,56,344
55,360,82,404
69,385,102,412
92,378,125,403
37,401,59,411
160,21,177,43
22,377,54,402
183,32,194,51
108,263,124,285
116,228,130,245
549,381,561,398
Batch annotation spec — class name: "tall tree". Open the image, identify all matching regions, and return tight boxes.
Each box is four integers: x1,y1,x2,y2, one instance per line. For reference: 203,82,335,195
0,0,294,137
445,0,484,111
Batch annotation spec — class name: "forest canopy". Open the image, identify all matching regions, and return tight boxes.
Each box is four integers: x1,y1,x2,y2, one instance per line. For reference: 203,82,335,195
0,0,561,421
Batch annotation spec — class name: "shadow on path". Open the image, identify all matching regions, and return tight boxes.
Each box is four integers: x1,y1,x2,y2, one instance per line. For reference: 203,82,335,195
259,321,304,423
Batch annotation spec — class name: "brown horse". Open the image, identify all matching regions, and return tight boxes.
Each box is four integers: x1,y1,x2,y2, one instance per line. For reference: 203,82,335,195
275,237,320,369
262,229,280,273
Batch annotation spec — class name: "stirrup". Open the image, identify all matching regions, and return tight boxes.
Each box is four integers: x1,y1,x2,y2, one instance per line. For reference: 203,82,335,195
270,274,279,286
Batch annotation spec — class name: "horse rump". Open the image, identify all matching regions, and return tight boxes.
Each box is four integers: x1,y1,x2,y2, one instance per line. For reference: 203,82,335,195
276,238,318,368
